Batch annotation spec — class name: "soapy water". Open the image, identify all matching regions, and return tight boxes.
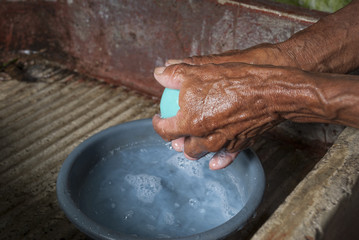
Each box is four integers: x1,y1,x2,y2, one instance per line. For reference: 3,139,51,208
79,143,245,238
125,174,163,203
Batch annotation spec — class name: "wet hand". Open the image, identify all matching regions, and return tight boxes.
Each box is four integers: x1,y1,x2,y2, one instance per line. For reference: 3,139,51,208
161,44,296,169
152,63,307,169
165,43,295,68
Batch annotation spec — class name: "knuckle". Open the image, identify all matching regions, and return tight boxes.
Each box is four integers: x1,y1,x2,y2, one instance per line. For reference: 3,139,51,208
170,64,187,80
205,135,225,152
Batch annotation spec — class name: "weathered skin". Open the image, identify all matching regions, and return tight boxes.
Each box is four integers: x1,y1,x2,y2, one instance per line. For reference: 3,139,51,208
153,0,359,170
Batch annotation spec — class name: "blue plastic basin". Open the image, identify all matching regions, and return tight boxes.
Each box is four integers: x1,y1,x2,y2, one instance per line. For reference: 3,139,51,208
56,119,265,240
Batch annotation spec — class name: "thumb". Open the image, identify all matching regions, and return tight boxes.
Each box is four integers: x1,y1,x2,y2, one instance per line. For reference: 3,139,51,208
154,64,189,89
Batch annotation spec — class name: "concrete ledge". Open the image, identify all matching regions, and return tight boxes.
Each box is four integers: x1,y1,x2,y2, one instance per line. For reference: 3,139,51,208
252,127,359,239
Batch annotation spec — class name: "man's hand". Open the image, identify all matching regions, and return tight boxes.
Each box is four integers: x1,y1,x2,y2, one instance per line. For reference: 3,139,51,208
153,63,316,169
154,0,359,169
159,43,299,170
166,43,293,68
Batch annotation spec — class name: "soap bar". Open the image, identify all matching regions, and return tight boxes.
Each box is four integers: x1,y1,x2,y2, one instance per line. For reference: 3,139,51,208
160,88,217,159
160,88,180,118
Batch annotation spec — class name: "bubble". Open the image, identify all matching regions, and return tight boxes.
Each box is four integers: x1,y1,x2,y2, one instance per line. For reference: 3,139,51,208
79,143,244,238
205,180,235,218
123,210,134,220
163,212,175,225
188,198,199,208
167,153,204,177
165,142,173,150
125,174,162,203
223,205,238,218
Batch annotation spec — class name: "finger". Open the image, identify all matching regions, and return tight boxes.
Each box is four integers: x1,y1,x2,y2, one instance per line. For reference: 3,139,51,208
166,57,210,66
152,114,183,141
184,55,221,65
153,64,189,89
166,59,184,66
184,133,226,159
184,50,242,65
171,137,184,152
166,57,213,66
209,151,239,170
184,151,198,161
166,49,242,67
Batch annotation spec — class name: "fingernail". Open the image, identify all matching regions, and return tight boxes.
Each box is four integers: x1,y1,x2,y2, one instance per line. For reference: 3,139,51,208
166,59,183,66
172,141,184,152
154,66,166,75
209,151,232,170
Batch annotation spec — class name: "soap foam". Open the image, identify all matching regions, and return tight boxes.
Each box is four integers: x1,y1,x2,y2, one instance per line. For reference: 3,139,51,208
124,174,162,203
79,143,244,238
167,154,204,177
206,180,238,219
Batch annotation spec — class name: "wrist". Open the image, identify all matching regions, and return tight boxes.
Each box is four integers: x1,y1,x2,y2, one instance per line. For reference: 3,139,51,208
268,70,327,122
276,71,359,128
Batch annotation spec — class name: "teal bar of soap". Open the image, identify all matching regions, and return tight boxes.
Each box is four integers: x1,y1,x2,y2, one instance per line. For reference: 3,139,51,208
160,88,180,118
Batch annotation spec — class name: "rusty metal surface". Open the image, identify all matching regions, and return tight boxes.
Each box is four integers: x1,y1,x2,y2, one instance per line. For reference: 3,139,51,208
0,58,336,239
0,0,326,97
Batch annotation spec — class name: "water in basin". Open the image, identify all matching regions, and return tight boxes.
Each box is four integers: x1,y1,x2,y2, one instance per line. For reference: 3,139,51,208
78,143,245,238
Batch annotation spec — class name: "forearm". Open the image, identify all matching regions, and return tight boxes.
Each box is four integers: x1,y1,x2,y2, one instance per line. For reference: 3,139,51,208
279,71,359,128
277,0,359,73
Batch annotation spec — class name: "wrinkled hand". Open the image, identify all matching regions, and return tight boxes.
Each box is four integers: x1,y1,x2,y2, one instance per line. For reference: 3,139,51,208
156,44,296,170
166,43,294,67
154,0,359,169
152,62,306,169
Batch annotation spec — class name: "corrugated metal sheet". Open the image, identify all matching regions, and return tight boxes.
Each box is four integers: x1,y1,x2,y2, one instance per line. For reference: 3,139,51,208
0,63,159,240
